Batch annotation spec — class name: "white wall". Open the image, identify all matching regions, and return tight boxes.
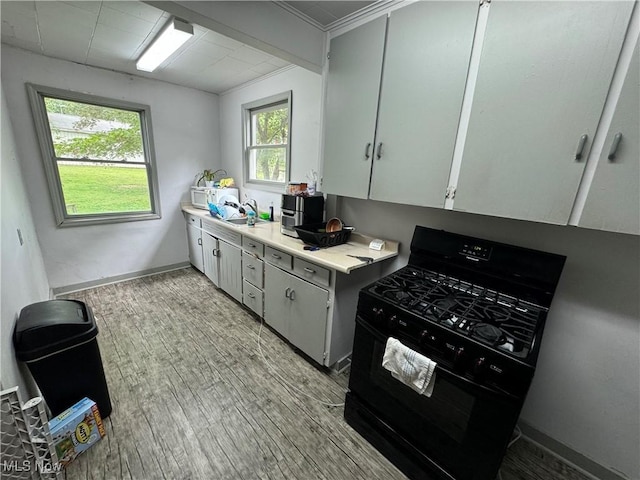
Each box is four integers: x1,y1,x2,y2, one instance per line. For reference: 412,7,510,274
1,45,221,290
219,66,323,216
338,197,640,480
1,83,50,401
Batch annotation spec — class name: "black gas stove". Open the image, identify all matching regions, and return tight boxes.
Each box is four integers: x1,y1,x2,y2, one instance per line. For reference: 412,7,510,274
345,226,566,480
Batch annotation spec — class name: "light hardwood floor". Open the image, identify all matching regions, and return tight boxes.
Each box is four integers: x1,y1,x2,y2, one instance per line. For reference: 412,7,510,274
61,268,592,480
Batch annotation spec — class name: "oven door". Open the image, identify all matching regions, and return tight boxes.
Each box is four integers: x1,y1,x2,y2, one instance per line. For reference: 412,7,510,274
346,316,522,480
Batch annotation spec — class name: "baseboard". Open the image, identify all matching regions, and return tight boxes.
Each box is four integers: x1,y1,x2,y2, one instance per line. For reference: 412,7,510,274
518,421,628,480
51,262,191,296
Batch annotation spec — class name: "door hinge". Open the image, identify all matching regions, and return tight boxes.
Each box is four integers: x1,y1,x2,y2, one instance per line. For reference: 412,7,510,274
327,52,330,60
323,351,327,359
445,186,456,200
327,300,331,309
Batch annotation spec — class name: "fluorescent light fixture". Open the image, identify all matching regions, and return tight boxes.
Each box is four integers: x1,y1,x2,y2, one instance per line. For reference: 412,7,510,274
136,18,193,72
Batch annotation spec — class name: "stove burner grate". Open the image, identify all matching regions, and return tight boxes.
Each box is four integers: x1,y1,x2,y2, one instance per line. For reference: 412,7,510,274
367,266,547,357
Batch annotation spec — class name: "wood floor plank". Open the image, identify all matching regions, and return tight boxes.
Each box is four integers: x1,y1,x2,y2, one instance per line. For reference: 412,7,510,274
59,268,594,480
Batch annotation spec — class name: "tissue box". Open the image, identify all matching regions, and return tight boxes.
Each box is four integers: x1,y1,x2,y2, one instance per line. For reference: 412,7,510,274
48,397,106,467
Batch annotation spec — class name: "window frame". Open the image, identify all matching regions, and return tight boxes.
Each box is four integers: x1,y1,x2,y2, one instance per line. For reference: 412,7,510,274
26,83,161,227
242,91,292,190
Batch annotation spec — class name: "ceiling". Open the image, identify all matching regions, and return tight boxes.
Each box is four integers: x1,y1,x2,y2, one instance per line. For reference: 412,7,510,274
0,1,377,95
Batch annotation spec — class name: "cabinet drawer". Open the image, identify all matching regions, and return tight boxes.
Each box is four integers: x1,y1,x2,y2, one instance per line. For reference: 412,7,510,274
265,246,292,270
242,237,265,258
293,257,331,287
185,213,201,228
202,219,241,246
242,252,264,289
243,280,263,317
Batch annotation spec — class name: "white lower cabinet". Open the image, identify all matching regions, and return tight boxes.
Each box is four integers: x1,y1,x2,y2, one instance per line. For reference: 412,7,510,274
264,262,329,365
243,279,263,317
185,214,204,273
201,232,219,287
218,239,242,303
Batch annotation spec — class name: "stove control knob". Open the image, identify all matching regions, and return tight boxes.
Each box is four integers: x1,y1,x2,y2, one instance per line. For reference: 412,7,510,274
473,357,487,377
388,315,399,330
372,307,384,323
419,330,435,345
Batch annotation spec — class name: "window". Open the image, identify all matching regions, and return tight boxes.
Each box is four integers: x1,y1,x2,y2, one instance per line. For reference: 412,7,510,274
27,84,160,227
242,91,291,188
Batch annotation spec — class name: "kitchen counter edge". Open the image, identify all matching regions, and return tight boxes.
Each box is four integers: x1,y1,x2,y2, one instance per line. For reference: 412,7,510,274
181,204,399,274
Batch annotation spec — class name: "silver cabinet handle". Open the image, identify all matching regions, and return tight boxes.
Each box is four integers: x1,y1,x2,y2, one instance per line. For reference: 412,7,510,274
574,134,588,161
376,142,383,159
248,243,256,248
285,287,291,298
272,253,281,259
289,290,296,301
197,238,202,246
212,249,219,257
365,143,372,159
303,267,316,274
248,292,255,299
607,133,622,161
246,264,255,270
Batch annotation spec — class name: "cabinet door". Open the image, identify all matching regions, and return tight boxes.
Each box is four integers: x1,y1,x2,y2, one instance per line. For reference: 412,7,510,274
218,239,242,303
322,15,387,199
186,223,204,273
369,1,478,207
287,276,329,366
454,1,633,224
264,263,290,338
579,38,639,235
201,232,219,287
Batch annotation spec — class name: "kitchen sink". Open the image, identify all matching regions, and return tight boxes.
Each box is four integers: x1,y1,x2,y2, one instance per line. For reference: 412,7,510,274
224,217,267,226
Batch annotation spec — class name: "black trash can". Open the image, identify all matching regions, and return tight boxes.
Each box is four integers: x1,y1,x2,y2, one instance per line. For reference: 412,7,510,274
13,299,112,418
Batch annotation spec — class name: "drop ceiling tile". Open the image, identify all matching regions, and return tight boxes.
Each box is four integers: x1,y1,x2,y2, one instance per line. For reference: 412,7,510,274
163,49,219,74
98,5,156,35
207,56,254,76
1,1,36,16
182,38,233,60
35,1,99,26
267,56,289,68
60,1,101,15
1,35,42,54
37,20,93,60
91,23,146,58
322,1,374,18
104,1,165,24
201,30,244,51
229,45,272,66
298,5,337,26
251,62,282,75
1,11,41,44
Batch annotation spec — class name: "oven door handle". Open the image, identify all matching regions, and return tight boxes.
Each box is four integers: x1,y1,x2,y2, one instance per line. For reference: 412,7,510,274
356,316,519,401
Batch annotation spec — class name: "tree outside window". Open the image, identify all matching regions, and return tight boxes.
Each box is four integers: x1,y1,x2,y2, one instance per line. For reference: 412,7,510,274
27,84,160,227
243,92,291,187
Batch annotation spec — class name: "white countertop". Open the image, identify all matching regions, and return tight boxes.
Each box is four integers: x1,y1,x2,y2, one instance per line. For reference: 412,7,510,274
182,204,399,274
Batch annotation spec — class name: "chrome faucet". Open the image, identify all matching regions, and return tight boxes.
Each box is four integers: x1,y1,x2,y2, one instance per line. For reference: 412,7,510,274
244,196,258,215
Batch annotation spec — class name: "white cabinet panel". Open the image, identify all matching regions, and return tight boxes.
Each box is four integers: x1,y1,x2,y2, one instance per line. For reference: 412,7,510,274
264,262,329,365
454,1,633,224
242,251,264,289
323,15,387,199
202,232,219,287
579,38,639,235
186,223,204,273
219,239,242,303
369,1,478,207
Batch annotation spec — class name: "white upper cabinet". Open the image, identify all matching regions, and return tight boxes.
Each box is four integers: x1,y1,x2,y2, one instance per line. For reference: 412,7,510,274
578,37,639,235
323,16,387,199
323,2,479,206
453,1,634,224
369,1,479,207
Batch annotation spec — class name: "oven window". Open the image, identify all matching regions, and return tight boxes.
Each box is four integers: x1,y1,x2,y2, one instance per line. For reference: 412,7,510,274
370,342,474,443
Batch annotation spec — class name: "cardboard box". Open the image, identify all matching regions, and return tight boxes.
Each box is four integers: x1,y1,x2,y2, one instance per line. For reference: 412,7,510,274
48,397,106,467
